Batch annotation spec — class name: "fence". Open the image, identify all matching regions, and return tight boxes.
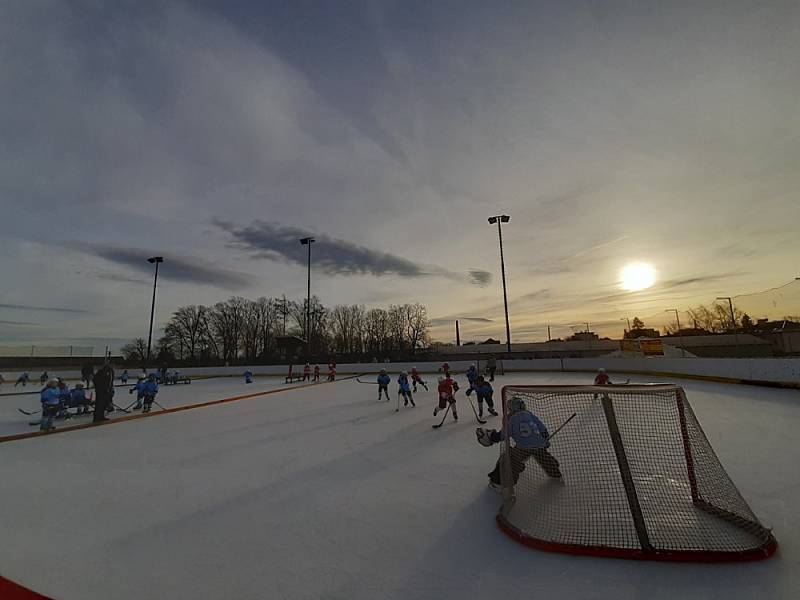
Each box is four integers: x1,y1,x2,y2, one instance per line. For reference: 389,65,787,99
0,346,94,358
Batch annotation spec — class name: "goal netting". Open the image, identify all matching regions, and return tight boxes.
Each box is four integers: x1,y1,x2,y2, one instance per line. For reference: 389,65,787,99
496,384,777,561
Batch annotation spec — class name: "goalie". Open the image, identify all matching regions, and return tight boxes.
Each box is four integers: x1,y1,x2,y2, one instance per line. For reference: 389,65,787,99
476,396,562,490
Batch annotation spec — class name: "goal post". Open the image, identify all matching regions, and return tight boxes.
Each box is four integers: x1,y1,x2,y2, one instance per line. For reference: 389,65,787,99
496,384,777,561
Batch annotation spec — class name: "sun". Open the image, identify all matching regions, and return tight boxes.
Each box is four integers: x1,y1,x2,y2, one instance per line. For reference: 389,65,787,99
620,263,656,291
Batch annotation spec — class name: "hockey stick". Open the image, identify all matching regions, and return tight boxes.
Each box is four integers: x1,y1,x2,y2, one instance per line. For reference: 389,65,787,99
547,412,577,442
121,398,141,411
18,407,40,416
109,402,131,414
465,395,487,425
432,403,451,429
356,378,379,384
395,390,401,412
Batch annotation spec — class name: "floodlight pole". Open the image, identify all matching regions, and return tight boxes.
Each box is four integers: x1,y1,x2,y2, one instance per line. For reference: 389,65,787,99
717,296,740,349
146,256,164,370
716,297,736,331
488,215,512,355
666,309,685,357
300,237,315,359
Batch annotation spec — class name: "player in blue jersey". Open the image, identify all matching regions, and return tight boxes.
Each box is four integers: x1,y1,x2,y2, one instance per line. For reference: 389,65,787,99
39,379,62,432
476,396,562,490
398,371,415,407
466,375,498,418
129,375,147,409
141,374,159,413
377,369,390,401
244,370,254,384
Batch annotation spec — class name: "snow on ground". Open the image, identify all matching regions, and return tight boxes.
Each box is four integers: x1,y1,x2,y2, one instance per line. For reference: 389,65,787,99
0,372,797,600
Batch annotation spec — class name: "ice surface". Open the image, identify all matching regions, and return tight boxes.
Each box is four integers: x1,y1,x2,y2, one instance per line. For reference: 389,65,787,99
0,372,796,599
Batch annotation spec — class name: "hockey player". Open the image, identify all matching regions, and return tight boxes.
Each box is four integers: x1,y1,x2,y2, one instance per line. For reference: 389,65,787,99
328,365,336,382
313,364,320,382
142,374,159,413
398,371,415,407
0,373,5,386
377,369,390,401
39,371,49,385
467,375,498,417
120,369,129,384
39,379,62,432
594,368,611,385
68,383,92,415
15,372,30,387
466,364,479,388
244,370,254,384
476,396,562,490
55,379,71,418
410,367,428,392
129,375,146,410
434,375,459,420
486,355,497,381
303,363,311,382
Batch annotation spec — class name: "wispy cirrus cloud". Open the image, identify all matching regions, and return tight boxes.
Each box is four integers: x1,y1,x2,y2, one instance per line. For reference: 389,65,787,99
0,303,87,314
65,242,251,290
216,219,491,286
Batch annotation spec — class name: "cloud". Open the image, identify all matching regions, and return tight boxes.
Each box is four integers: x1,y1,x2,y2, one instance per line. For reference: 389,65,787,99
67,242,251,289
467,270,492,287
95,273,150,285
430,316,494,326
0,319,37,326
0,303,87,314
216,219,489,286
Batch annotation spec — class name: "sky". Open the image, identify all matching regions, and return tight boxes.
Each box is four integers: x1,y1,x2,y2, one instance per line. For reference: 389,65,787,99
1,0,799,351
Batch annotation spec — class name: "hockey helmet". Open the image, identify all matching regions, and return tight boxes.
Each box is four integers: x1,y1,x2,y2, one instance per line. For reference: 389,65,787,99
508,396,526,413
598,367,606,373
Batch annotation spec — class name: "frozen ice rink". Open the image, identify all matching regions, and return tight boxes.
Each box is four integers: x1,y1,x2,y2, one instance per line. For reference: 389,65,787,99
0,372,797,599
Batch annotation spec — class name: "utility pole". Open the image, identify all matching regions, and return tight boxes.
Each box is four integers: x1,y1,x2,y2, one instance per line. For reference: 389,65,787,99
455,320,461,346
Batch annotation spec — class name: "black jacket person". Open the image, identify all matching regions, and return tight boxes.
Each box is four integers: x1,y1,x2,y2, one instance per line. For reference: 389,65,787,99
93,364,114,423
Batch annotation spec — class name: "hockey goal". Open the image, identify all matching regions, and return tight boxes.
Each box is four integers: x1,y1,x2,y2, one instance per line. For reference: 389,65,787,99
496,384,777,561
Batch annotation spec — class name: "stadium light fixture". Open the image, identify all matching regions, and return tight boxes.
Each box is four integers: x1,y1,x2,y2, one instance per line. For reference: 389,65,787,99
146,256,164,370
488,215,512,354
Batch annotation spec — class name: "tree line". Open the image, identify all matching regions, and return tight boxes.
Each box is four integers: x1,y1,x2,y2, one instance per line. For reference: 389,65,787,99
121,296,431,365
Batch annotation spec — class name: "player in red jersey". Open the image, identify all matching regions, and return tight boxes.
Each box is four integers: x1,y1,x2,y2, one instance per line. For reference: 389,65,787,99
410,366,428,392
434,375,459,420
594,368,611,385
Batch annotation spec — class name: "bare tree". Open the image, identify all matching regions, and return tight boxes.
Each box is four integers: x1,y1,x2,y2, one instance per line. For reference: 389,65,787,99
405,303,430,354
121,337,148,364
